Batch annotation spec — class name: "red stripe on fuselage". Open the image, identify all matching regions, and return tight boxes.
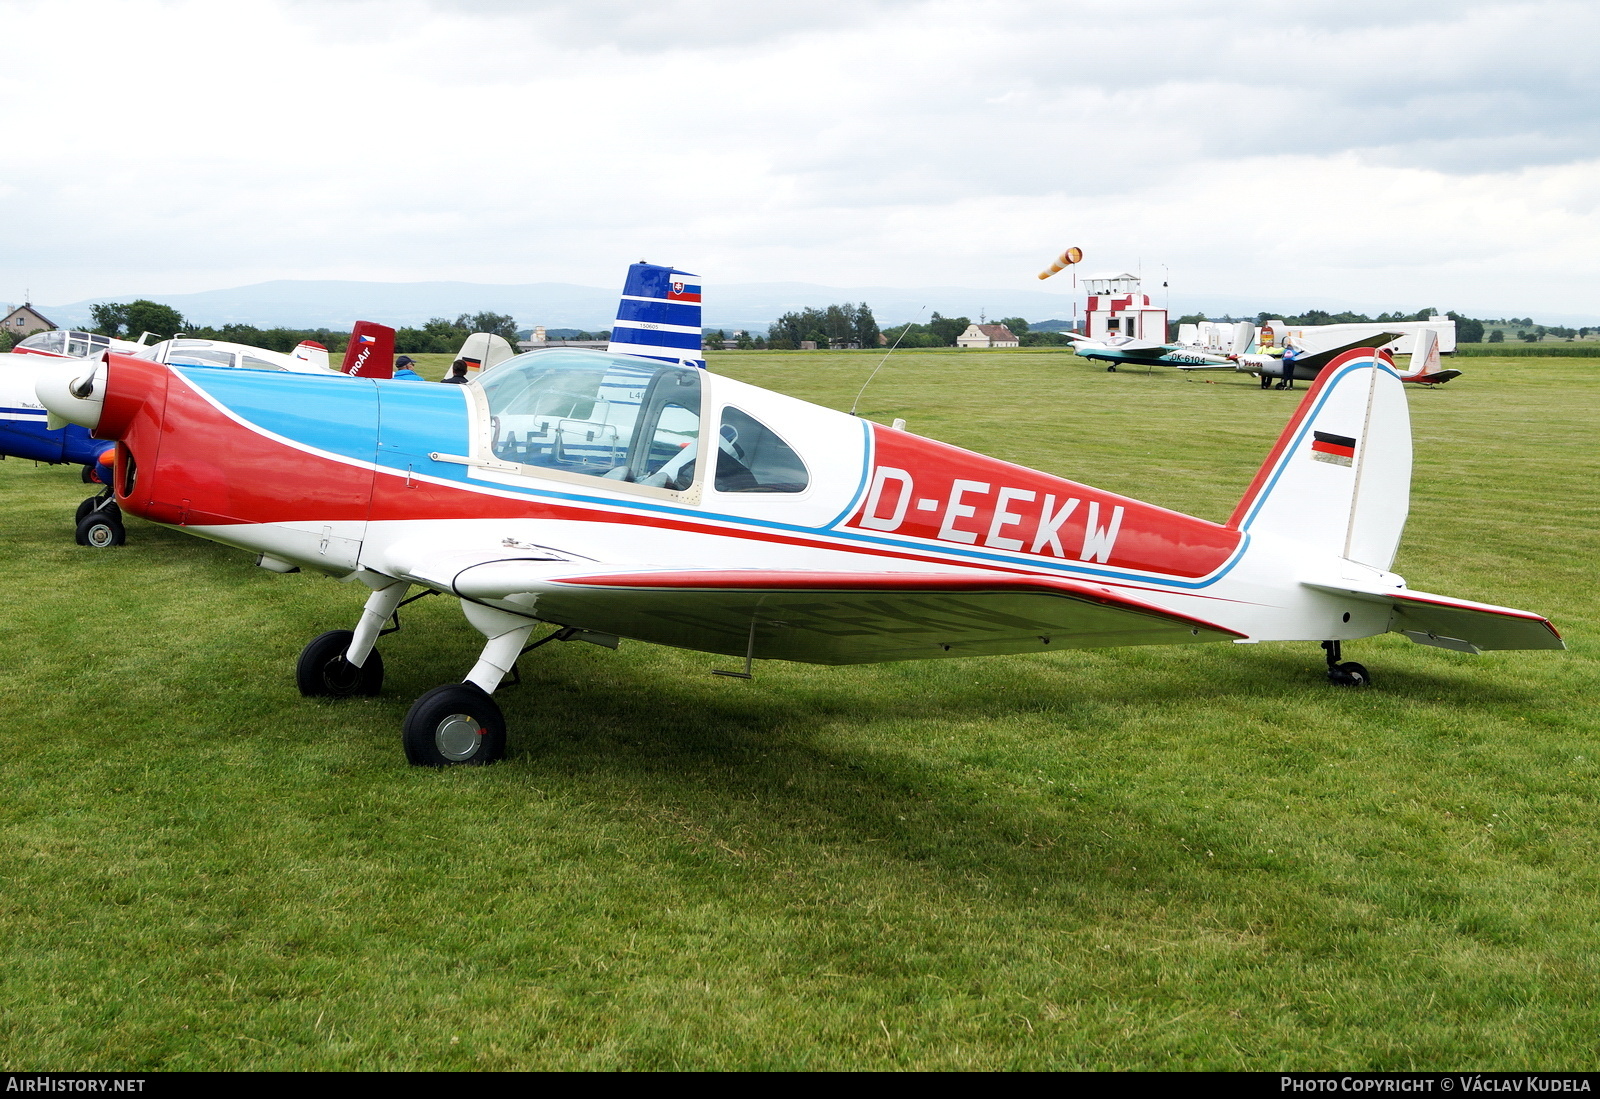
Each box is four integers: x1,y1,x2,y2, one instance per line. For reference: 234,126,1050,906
847,424,1240,579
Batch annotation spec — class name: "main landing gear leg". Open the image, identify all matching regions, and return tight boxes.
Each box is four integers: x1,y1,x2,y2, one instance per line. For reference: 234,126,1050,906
345,580,411,671
74,488,125,547
401,601,537,767
1322,640,1371,687
295,580,410,698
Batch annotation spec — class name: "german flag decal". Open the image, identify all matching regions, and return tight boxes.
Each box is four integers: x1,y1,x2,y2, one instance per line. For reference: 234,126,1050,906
1311,430,1357,467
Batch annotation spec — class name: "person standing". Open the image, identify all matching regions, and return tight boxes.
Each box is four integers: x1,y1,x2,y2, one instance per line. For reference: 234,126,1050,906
441,359,470,384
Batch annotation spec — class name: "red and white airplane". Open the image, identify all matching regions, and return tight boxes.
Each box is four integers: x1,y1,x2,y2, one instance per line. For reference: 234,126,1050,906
36,263,1560,766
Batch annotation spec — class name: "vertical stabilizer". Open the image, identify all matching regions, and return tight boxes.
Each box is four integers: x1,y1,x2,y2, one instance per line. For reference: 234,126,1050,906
341,322,396,379
1228,348,1411,570
1399,327,1440,379
291,340,330,371
455,333,516,376
606,263,706,369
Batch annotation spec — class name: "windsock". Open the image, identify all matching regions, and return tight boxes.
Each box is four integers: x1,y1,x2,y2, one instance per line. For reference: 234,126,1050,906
1037,247,1084,280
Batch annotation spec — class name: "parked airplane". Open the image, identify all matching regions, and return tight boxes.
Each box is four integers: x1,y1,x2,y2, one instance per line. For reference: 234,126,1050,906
1391,327,1462,386
5,322,398,546
37,265,1560,767
1066,326,1243,371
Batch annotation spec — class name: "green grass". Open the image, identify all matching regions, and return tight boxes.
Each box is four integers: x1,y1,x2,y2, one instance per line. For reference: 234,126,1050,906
1,351,1597,1070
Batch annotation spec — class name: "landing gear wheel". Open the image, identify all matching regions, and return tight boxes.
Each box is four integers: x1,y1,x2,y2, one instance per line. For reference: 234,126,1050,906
1328,661,1371,687
296,629,384,698
1106,365,1117,372
402,683,506,767
75,491,115,525
74,509,125,548
81,464,97,483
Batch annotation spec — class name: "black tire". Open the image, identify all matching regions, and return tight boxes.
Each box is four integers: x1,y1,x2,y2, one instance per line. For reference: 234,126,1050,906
1338,661,1371,687
81,464,97,483
402,683,506,767
74,509,125,548
295,629,384,698
75,491,115,524
1328,661,1372,687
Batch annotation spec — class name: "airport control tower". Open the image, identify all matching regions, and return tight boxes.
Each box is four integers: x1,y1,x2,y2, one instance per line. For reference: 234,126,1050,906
1081,273,1168,342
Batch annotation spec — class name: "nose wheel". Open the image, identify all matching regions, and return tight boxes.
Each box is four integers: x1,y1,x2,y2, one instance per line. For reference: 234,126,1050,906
75,506,125,547
1322,640,1371,687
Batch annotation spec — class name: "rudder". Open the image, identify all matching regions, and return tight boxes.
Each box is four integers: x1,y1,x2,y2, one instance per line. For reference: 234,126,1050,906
606,262,706,368
1228,348,1411,570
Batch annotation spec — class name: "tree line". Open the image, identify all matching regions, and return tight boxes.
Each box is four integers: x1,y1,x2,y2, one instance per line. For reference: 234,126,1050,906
77,299,521,354
765,303,880,350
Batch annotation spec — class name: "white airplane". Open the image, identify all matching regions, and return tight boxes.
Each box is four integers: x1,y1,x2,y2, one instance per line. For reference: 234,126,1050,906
38,263,1560,767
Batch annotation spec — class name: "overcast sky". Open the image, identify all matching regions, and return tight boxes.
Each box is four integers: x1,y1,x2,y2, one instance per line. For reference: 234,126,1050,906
4,0,1596,318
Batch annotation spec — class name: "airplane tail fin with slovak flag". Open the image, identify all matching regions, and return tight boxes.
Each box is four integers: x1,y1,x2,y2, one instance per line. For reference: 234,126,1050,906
340,321,395,379
607,262,706,369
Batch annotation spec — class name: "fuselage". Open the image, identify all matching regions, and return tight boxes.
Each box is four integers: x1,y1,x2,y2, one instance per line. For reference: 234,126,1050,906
43,347,1401,655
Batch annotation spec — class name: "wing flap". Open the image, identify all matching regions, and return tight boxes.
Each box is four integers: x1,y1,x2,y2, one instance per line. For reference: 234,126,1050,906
448,565,1244,665
1304,582,1564,652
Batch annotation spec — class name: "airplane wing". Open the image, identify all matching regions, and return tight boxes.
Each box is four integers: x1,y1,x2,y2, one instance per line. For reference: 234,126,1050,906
1169,358,1238,370
1288,332,1405,378
1304,582,1564,653
382,547,1244,664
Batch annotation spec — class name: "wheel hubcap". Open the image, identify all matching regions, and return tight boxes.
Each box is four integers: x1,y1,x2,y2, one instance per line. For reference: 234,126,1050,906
435,713,484,761
87,523,114,547
322,657,360,693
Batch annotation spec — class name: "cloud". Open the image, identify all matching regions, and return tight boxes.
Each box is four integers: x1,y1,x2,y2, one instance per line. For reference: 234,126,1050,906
1,0,1595,317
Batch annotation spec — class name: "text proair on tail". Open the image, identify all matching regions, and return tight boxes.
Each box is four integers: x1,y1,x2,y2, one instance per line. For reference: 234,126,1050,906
607,262,705,369
340,321,396,379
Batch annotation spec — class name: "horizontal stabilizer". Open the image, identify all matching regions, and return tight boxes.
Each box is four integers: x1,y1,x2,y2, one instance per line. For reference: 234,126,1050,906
392,558,1245,665
1304,581,1564,652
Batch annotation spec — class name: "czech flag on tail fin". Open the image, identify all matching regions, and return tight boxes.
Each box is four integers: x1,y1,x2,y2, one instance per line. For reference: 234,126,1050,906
607,262,706,369
340,321,396,379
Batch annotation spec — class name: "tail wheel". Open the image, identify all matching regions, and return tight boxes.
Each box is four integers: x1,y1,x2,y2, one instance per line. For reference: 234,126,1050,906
1328,661,1371,687
296,629,384,698
74,510,125,548
402,683,506,767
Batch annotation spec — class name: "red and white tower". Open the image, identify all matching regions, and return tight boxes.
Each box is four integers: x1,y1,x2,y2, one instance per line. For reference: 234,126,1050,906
1081,273,1167,342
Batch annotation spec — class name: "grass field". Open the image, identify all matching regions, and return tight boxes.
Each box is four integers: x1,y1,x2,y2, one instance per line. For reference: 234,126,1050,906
1,350,1597,1070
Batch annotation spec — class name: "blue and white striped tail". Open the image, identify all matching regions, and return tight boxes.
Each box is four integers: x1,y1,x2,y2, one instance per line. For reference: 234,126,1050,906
606,262,706,369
